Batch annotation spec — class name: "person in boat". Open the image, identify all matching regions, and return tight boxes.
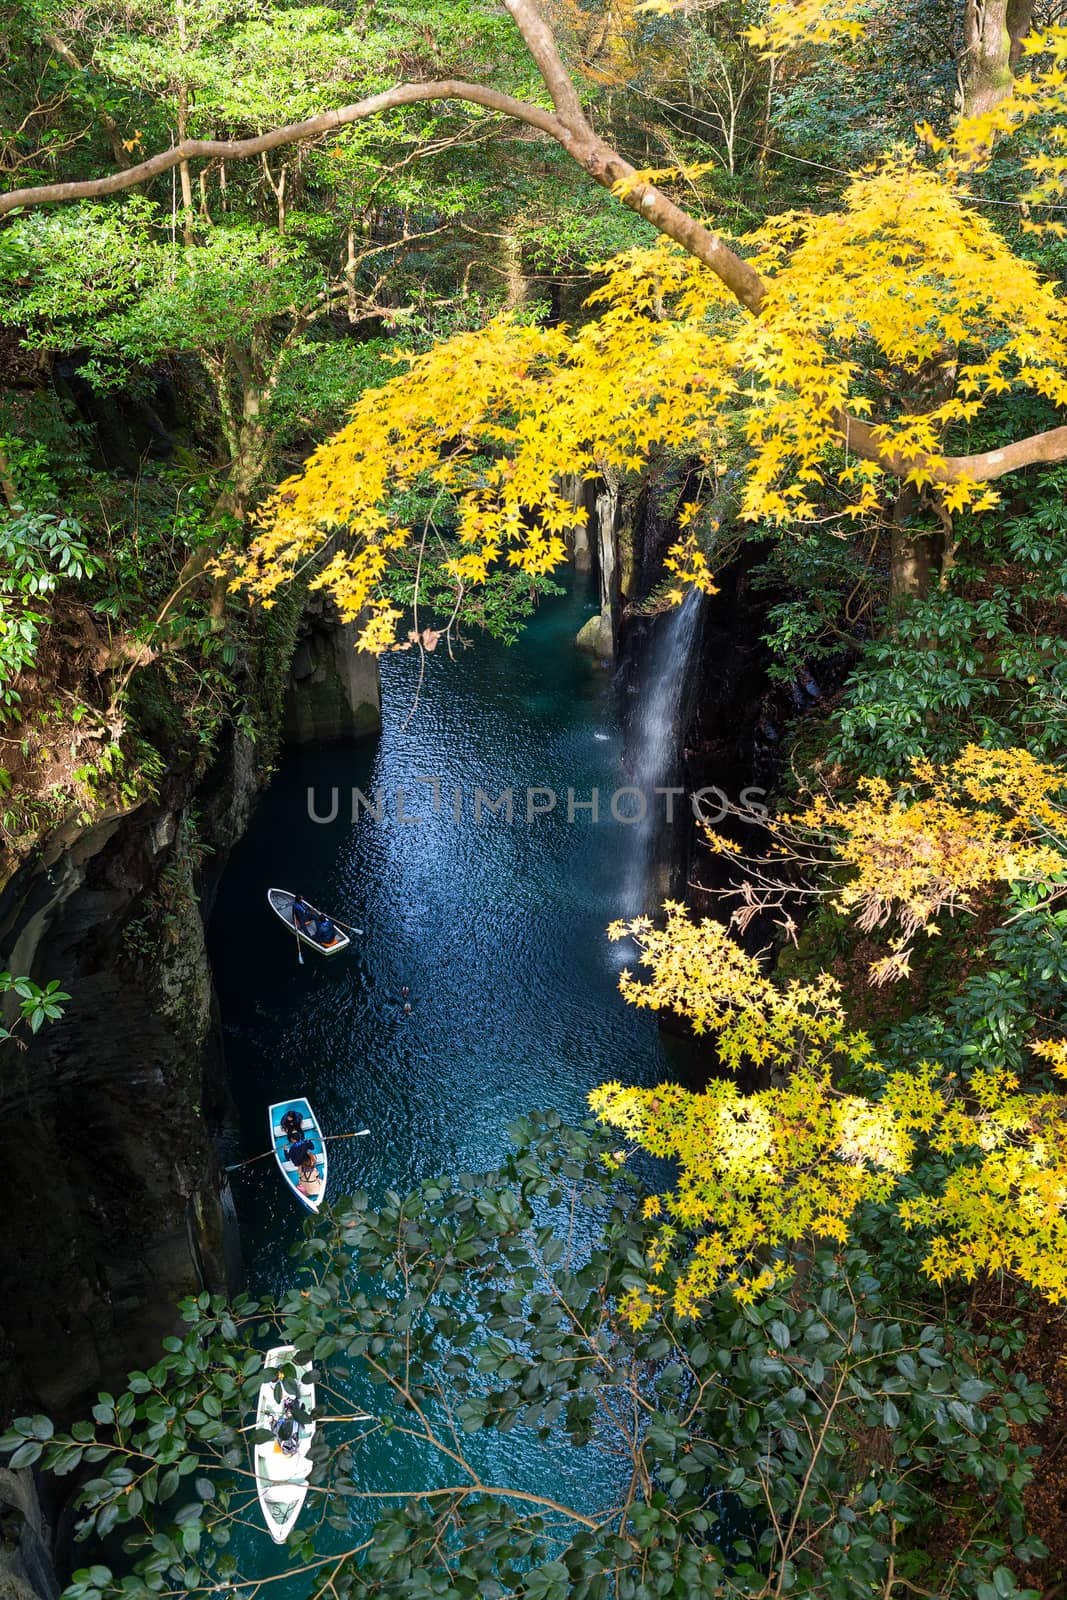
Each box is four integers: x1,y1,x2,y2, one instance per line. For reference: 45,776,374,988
291,894,313,935
295,1150,320,1195
315,913,337,946
273,1405,301,1456
285,1135,320,1194
280,1108,303,1143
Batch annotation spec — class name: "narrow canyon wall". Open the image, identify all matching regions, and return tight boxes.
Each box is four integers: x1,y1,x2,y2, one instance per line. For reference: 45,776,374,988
0,792,235,1416
0,581,384,1590
283,597,382,745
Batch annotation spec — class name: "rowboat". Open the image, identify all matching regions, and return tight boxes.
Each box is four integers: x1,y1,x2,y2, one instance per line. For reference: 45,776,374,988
267,887,351,956
253,1345,316,1543
269,1097,328,1212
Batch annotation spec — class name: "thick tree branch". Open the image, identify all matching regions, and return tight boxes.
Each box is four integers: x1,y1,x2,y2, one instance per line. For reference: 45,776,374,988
0,80,565,216
1,12,767,314
835,413,1067,482
570,135,766,311
11,0,1067,486
500,0,590,136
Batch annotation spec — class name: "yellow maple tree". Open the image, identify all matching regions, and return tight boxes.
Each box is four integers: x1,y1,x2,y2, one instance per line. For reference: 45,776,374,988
13,1,1067,646
701,744,1067,977
592,750,1067,1314
229,146,1067,649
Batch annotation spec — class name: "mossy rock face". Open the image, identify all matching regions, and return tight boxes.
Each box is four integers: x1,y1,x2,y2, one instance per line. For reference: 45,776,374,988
575,614,602,653
575,610,613,657
283,602,382,745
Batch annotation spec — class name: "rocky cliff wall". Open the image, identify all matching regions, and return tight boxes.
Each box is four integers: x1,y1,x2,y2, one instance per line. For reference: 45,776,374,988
283,596,382,745
0,788,239,1415
0,581,383,1592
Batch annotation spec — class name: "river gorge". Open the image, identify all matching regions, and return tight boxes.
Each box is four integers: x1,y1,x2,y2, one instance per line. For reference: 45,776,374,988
206,574,709,1587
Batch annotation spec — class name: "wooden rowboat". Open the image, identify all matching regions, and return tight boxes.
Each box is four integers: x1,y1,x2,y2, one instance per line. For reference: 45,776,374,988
253,1345,316,1543
267,887,351,956
269,1097,328,1213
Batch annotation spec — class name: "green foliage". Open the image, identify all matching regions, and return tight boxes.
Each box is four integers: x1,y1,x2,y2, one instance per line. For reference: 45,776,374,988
265,336,395,450
770,0,958,168
0,1117,1047,1600
0,206,322,377
90,0,538,132
508,156,655,272
832,468,1067,774
0,391,93,508
831,588,1067,773
0,972,68,1041
0,509,99,714
750,525,875,682
884,889,1067,1085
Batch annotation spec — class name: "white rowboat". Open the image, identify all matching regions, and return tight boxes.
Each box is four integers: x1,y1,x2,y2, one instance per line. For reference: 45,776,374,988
268,1097,328,1213
253,1345,316,1543
267,887,351,956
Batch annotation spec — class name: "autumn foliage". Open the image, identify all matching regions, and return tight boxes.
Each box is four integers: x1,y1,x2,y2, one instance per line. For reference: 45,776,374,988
219,10,1067,651
593,749,1067,1317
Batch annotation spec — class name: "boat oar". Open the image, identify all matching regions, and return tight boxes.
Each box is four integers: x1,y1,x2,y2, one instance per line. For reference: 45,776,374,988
331,916,364,936
225,1129,370,1174
224,1148,275,1173
293,921,304,966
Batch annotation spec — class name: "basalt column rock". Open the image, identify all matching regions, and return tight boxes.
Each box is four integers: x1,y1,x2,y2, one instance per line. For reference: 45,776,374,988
593,483,621,657
0,803,231,1416
577,477,638,658
283,597,382,744
559,473,594,573
0,1467,59,1600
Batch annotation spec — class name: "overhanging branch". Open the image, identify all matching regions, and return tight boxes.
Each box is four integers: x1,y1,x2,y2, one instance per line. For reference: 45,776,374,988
0,80,567,216
835,412,1067,483
10,0,1067,487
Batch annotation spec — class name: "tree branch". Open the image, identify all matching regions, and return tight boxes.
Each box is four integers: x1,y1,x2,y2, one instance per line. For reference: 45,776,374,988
39,31,131,170
13,0,1067,486
835,412,1067,483
0,80,566,217
0,28,767,313
500,0,590,136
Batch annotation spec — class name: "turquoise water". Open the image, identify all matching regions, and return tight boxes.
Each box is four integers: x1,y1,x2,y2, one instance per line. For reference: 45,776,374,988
208,578,697,1583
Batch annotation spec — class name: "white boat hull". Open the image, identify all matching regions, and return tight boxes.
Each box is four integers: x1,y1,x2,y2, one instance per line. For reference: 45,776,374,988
268,887,351,955
253,1345,316,1543
268,1097,328,1213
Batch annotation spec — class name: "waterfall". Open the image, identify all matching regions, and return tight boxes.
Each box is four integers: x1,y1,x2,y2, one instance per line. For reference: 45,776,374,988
620,588,705,918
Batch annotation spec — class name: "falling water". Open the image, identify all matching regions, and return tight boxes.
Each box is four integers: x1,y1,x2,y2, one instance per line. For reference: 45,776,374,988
621,588,705,917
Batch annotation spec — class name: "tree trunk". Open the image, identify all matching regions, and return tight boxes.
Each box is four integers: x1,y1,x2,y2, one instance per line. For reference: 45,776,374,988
0,442,22,510
1007,0,1035,67
889,485,937,604
890,528,936,603
961,0,1017,117
175,0,194,245
759,56,776,178
40,32,132,171
501,231,527,309
177,86,194,244
261,154,287,234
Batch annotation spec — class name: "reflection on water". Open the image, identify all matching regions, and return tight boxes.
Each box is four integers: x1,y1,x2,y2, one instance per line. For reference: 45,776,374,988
208,579,699,1587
